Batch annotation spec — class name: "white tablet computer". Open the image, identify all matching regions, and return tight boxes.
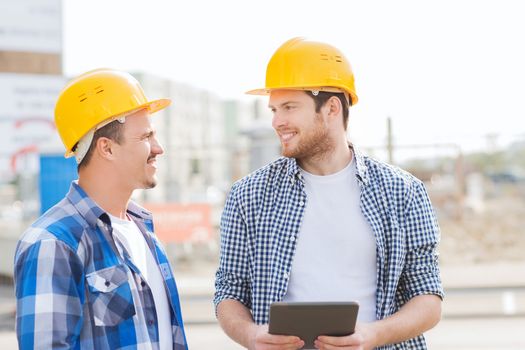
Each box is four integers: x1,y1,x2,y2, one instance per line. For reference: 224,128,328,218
268,301,359,349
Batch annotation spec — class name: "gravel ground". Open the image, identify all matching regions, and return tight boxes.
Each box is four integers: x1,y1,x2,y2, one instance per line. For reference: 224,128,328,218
438,194,525,265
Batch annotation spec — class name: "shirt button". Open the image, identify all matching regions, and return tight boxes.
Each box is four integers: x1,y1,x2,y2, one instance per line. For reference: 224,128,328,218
289,236,296,242
141,281,146,287
299,201,305,206
104,280,110,287
284,272,289,279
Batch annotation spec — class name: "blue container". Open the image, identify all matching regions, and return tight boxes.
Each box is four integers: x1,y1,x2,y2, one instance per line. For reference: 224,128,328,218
39,154,78,214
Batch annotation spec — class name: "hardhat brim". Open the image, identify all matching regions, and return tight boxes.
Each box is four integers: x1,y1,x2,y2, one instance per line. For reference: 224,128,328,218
246,88,270,95
145,98,171,114
245,87,357,105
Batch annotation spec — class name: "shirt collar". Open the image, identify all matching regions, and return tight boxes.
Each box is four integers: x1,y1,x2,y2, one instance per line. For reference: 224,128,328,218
352,144,369,185
284,143,369,185
66,181,153,228
285,157,301,179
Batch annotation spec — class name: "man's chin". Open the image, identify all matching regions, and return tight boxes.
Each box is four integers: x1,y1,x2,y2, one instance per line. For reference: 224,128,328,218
143,178,157,189
280,145,296,158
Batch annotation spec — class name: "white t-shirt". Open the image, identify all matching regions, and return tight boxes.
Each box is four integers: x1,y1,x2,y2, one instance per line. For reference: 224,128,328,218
110,214,173,349
282,160,378,322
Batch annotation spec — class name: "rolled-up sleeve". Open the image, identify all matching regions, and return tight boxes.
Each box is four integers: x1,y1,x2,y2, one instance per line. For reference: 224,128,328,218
214,183,252,312
400,180,444,301
14,238,84,349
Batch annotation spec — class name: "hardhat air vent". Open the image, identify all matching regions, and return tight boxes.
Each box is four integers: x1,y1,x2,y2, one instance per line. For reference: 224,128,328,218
320,53,343,63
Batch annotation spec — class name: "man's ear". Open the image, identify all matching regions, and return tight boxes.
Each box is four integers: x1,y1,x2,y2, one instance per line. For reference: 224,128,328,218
95,137,115,160
326,95,342,118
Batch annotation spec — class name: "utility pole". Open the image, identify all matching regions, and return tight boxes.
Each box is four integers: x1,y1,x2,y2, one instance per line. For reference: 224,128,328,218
387,116,394,164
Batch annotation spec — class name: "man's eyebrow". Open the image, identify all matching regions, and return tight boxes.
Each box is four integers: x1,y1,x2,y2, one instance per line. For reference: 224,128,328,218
140,129,155,137
268,101,299,109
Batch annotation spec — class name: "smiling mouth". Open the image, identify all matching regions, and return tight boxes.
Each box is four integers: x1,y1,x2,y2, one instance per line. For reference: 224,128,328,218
147,157,157,168
279,132,297,142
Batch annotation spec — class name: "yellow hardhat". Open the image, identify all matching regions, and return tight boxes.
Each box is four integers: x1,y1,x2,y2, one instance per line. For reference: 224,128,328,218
247,37,358,105
54,68,171,158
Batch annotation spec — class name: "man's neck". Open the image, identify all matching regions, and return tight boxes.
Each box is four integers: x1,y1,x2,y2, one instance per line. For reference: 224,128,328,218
297,138,353,176
78,175,132,219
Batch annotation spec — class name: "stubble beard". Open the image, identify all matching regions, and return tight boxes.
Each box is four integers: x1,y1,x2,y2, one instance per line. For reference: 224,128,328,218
143,156,158,189
144,181,157,189
143,176,157,189
281,116,334,161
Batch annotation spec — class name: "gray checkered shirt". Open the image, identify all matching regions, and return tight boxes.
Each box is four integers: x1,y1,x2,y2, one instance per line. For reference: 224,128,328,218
214,146,444,349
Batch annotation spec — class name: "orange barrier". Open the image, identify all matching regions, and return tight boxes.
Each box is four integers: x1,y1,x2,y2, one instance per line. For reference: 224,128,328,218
143,203,213,243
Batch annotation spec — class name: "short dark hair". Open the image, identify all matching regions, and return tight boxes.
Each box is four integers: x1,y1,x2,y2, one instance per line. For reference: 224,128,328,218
306,91,350,130
76,120,125,170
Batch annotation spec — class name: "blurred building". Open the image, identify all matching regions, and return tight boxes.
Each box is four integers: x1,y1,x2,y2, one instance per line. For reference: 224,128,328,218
0,0,286,273
240,99,280,171
130,74,280,254
0,0,64,210
0,0,64,276
134,72,273,206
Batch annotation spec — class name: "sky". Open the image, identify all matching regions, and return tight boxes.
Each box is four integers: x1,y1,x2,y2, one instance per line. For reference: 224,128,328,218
63,0,525,156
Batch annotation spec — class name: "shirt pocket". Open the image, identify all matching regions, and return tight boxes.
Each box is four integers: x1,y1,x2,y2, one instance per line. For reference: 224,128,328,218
86,264,136,327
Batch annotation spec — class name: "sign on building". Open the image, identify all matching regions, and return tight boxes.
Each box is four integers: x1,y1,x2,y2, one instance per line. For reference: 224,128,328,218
0,74,64,179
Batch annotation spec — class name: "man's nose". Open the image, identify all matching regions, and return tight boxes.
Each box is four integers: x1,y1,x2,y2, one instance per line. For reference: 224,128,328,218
151,137,164,155
272,111,288,129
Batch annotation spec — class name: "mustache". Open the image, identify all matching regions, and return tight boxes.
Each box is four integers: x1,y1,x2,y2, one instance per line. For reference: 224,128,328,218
275,128,297,133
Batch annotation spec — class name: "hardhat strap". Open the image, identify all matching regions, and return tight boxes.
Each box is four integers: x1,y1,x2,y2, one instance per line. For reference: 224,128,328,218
74,116,126,164
75,129,95,164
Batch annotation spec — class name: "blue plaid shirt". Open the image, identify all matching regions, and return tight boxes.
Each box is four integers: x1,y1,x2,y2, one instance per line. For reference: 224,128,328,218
14,182,187,350
214,147,444,349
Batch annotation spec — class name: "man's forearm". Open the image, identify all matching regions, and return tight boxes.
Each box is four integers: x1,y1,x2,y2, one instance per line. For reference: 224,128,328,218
217,299,257,348
373,294,442,346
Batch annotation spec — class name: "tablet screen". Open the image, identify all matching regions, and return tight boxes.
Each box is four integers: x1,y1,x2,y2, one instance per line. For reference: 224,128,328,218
268,301,359,349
